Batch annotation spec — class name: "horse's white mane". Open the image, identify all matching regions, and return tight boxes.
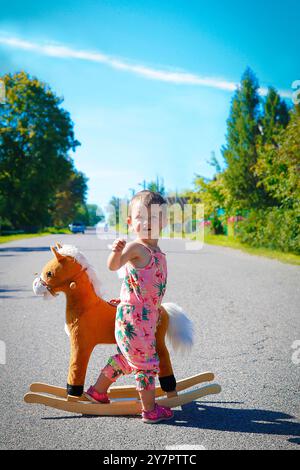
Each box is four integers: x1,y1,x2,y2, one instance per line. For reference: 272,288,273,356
57,244,103,298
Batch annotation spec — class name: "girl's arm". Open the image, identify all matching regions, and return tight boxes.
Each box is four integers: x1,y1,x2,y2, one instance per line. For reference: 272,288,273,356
107,239,141,271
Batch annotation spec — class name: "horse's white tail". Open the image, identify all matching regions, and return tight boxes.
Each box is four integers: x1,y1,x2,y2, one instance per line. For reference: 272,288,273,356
162,302,194,353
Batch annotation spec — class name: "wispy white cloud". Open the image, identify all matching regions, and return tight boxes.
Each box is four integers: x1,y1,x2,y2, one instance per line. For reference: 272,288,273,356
0,35,292,98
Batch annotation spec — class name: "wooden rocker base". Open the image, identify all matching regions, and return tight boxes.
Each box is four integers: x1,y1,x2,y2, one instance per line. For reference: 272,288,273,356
24,372,221,416
24,383,221,416
28,372,215,400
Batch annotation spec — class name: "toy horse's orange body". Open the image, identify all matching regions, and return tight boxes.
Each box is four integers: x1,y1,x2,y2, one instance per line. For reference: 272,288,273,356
35,243,186,397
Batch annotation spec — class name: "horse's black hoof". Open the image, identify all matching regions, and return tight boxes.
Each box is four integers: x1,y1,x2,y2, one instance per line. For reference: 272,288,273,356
159,375,177,392
67,383,84,397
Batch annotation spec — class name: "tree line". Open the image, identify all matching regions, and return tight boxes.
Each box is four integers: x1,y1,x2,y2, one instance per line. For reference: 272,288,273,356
185,68,299,254
0,71,102,232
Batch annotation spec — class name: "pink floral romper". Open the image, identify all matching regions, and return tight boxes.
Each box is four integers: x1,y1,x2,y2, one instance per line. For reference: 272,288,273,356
102,243,167,391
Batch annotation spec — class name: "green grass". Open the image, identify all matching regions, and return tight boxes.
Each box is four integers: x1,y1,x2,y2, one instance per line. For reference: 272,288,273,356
189,232,300,266
0,228,71,244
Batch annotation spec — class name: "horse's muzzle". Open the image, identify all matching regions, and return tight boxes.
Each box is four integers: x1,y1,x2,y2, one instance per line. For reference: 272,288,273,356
33,276,57,298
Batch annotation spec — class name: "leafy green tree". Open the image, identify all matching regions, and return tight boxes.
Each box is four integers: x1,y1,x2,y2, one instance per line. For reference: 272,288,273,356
86,204,105,226
107,196,121,226
190,174,226,217
254,108,300,210
222,68,268,209
50,167,88,226
186,68,297,252
72,203,105,227
147,177,166,196
72,203,90,226
0,71,80,230
236,104,299,253
259,87,290,146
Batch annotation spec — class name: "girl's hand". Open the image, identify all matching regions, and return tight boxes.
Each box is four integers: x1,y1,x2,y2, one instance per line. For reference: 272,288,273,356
111,238,126,253
107,240,141,271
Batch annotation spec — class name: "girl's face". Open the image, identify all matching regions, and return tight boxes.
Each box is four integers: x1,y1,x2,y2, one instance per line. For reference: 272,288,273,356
128,202,167,239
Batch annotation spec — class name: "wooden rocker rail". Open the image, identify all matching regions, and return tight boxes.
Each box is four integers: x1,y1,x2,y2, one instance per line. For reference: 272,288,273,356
24,383,222,416
28,372,215,400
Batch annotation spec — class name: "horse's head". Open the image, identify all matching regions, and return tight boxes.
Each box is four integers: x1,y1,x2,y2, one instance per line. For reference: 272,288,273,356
33,242,88,299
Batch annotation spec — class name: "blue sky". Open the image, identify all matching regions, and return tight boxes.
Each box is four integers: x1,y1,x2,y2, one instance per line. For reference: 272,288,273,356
0,0,298,211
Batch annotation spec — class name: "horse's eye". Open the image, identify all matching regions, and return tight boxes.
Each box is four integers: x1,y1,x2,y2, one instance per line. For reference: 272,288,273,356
46,271,52,277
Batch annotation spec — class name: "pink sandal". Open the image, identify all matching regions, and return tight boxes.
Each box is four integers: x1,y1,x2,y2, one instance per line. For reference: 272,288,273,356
84,386,110,404
142,403,174,424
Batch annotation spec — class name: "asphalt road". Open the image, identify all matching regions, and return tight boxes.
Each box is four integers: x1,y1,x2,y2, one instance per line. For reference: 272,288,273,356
0,228,299,450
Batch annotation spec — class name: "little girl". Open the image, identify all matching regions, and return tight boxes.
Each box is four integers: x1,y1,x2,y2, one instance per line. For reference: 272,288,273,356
85,190,173,423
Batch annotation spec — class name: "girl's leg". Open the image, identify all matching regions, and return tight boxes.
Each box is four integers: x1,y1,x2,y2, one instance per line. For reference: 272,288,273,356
138,389,156,412
94,372,114,394
135,371,156,411
94,353,132,393
135,370,174,422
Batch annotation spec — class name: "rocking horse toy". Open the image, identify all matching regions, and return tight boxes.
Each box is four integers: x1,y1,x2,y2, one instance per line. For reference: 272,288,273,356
24,243,221,416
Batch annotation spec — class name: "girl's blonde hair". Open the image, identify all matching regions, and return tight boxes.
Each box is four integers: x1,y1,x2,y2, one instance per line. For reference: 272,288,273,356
128,190,167,217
